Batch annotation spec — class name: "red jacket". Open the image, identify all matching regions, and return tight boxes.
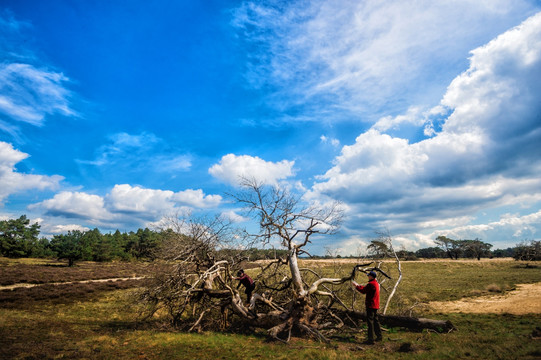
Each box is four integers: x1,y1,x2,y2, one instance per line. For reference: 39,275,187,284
355,279,380,310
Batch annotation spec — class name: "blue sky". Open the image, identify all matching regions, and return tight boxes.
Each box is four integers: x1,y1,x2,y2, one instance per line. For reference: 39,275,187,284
1,0,541,255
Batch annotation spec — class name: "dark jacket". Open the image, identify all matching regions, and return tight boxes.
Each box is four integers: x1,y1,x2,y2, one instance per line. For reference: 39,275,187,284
236,273,254,289
355,279,380,310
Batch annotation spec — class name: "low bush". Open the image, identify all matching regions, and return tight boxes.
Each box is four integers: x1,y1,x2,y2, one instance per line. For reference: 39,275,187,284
486,284,502,293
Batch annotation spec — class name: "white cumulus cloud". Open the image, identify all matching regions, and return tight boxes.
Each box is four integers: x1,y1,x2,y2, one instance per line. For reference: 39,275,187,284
310,12,541,245
0,141,63,204
29,191,111,221
209,154,295,186
232,0,538,122
172,189,222,208
106,184,176,216
418,210,541,249
106,184,222,216
30,184,223,227
220,210,249,223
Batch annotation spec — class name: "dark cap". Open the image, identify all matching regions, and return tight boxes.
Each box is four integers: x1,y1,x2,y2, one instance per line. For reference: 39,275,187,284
368,271,377,278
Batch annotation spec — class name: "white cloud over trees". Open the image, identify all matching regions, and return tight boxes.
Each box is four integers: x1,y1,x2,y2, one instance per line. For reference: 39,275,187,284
29,191,111,222
29,184,222,228
2,5,539,253
0,142,63,204
209,154,295,186
107,185,221,215
309,12,541,249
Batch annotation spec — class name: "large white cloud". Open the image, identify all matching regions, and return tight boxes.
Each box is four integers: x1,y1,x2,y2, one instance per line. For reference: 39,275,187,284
209,154,295,186
232,0,538,121
172,189,222,208
30,184,223,226
106,184,176,216
29,191,111,222
107,184,222,215
310,12,541,247
0,141,63,203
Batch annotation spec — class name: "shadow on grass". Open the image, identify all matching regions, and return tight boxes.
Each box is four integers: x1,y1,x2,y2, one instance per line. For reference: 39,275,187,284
512,263,539,269
97,319,148,332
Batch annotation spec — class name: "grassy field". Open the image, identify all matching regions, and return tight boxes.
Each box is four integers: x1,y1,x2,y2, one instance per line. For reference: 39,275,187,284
1,258,540,359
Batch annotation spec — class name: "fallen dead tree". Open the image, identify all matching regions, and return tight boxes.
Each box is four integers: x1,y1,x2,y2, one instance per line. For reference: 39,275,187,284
340,310,456,333
138,180,455,342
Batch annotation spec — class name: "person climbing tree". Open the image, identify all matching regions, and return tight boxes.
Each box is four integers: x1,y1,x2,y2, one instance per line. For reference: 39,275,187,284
234,269,255,304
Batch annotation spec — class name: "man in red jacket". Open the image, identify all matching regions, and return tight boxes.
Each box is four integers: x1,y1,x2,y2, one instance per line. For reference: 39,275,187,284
352,271,382,344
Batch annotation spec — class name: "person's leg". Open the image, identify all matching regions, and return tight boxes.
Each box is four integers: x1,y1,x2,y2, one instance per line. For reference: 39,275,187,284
374,310,382,341
366,308,376,343
244,287,251,304
246,283,256,303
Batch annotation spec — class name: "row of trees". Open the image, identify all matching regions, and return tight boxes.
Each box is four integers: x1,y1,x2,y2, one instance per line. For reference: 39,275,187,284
315,237,524,261
367,236,539,261
367,236,502,260
0,215,163,264
433,236,492,260
0,215,295,266
363,237,494,260
47,227,163,266
1,215,538,265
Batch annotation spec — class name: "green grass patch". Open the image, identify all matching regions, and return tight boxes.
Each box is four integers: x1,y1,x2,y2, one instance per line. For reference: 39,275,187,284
296,259,541,314
1,289,540,359
1,259,541,359
398,260,541,304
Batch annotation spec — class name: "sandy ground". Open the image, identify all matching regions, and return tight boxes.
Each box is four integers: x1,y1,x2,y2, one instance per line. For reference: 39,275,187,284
429,282,541,315
0,276,145,291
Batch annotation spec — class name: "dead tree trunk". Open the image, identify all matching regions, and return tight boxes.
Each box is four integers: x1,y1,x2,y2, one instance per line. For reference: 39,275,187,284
341,309,455,333
139,182,456,343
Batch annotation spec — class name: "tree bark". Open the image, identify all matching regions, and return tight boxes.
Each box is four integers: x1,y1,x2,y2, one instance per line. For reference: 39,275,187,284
288,247,306,296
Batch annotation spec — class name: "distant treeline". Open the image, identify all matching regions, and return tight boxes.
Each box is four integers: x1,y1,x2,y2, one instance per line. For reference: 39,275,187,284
309,236,539,262
1,215,539,265
0,215,289,265
306,247,515,260
0,215,165,265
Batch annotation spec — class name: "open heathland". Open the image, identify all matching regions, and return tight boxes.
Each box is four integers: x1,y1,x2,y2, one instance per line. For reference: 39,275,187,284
1,258,540,359
0,257,161,286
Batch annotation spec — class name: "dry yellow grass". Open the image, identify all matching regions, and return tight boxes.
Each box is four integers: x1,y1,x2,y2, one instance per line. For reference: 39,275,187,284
429,282,541,315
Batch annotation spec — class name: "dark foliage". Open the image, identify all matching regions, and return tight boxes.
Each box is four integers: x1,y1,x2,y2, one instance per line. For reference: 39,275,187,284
0,215,40,258
513,240,541,261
